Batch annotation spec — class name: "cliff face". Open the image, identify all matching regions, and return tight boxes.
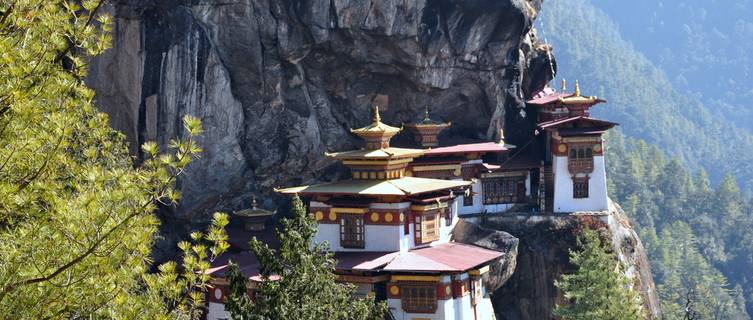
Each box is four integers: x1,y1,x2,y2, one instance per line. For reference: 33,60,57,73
88,0,553,224
473,204,661,320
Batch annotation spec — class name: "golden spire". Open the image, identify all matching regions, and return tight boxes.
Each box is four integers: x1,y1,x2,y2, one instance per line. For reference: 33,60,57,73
574,80,581,96
424,106,431,121
251,195,258,209
373,105,381,123
561,78,566,92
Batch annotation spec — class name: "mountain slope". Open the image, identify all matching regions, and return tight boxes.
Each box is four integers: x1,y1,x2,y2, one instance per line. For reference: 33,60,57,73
538,0,753,192
592,1,753,130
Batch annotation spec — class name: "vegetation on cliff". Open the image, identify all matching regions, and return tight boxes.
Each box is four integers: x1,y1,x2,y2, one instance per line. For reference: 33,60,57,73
225,195,386,320
555,229,643,320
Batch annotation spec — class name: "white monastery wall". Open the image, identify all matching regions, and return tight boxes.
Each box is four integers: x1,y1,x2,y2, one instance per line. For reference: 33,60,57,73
553,155,609,212
314,224,402,252
206,302,231,320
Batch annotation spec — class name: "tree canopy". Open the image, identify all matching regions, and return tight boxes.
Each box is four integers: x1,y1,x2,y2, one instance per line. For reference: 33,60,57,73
225,195,386,320
555,229,644,320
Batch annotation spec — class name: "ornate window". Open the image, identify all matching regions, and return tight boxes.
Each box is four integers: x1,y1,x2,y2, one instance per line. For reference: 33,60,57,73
482,176,526,204
340,214,364,248
415,212,440,244
421,212,440,243
568,145,594,173
401,283,437,313
573,177,589,199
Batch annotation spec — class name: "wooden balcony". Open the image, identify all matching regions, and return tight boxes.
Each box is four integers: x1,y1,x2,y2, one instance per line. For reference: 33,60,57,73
568,159,594,174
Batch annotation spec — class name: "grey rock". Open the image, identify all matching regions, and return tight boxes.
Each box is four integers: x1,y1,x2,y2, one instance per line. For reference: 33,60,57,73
88,0,555,225
452,219,519,292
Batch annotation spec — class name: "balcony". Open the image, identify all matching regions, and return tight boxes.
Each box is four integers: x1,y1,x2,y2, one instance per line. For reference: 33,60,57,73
568,159,594,174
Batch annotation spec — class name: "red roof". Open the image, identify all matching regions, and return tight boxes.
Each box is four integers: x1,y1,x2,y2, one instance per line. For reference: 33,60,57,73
424,142,509,156
335,242,503,273
538,116,618,130
527,92,571,105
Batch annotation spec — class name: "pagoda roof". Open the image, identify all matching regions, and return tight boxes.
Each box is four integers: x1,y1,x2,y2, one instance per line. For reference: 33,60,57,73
350,106,401,135
276,176,470,196
233,197,276,218
424,142,509,156
538,116,618,130
404,108,451,129
527,81,606,106
335,242,503,273
326,147,425,160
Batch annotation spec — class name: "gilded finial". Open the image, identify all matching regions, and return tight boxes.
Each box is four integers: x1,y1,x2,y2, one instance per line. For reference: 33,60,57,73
561,78,566,92
574,80,581,96
424,106,431,121
498,128,506,144
373,105,381,123
251,195,258,209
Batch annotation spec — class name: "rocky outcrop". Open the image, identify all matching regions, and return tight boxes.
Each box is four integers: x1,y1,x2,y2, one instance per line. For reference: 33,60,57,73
475,204,661,320
88,0,554,225
452,219,519,292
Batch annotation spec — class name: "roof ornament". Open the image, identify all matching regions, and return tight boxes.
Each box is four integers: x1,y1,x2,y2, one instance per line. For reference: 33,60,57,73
373,105,381,124
574,80,581,96
423,106,431,121
497,128,506,145
561,78,567,92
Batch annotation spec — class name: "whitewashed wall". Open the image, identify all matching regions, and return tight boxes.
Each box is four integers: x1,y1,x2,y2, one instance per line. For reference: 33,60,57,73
553,155,609,212
206,302,231,320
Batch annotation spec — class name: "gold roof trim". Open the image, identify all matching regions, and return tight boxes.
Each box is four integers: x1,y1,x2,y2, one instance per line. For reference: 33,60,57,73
233,196,276,217
557,80,600,105
350,106,402,135
275,177,470,196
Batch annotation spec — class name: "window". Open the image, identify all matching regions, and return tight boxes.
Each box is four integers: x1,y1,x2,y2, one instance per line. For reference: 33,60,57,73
421,212,440,243
573,177,589,198
401,283,437,313
568,145,594,173
340,214,364,248
463,189,474,207
482,176,526,204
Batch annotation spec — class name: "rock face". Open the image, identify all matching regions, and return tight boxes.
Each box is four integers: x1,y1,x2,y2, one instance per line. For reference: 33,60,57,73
476,204,662,320
452,219,520,292
88,0,554,224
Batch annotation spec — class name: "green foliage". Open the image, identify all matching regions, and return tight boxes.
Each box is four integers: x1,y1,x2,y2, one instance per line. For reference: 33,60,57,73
605,130,752,319
554,229,644,320
0,3,228,318
225,195,387,320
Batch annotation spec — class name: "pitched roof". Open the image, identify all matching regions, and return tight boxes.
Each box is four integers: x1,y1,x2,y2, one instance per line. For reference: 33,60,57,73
538,116,618,130
423,142,509,156
276,176,470,196
335,242,503,273
350,106,401,135
326,147,425,160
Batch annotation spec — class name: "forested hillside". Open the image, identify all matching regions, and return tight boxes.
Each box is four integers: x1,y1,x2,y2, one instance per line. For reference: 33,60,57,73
539,0,753,317
539,0,753,192
607,131,751,319
593,1,753,130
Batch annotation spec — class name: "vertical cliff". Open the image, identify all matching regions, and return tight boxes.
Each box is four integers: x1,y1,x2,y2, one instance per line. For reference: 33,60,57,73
462,203,661,319
88,0,554,224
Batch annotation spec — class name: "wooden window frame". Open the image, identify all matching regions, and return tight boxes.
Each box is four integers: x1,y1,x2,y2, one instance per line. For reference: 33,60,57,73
482,176,526,205
339,214,364,248
568,144,594,173
573,177,589,199
400,283,437,313
421,212,440,243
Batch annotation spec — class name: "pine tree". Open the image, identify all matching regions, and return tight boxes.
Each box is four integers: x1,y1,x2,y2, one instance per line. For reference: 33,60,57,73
225,195,386,320
555,229,644,320
0,3,229,318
